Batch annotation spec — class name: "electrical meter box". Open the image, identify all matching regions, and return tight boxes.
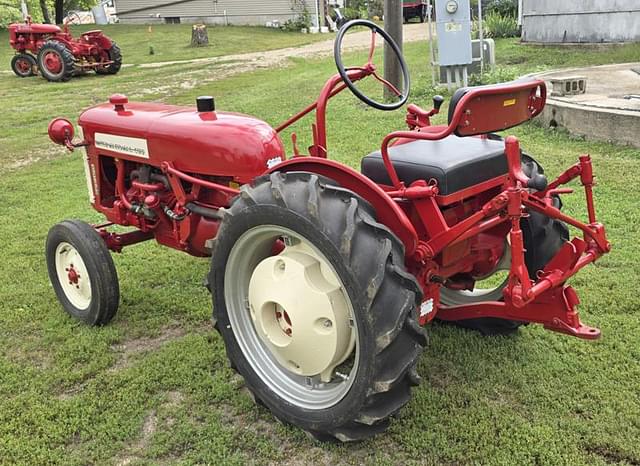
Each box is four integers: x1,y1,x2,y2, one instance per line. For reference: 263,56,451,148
436,0,472,66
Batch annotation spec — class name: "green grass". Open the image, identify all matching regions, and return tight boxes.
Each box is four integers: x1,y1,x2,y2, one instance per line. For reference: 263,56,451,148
0,23,328,66
1,34,640,465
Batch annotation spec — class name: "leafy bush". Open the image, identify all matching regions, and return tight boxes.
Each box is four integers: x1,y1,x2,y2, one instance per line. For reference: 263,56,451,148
368,0,384,18
468,65,519,86
484,0,517,18
0,5,23,28
283,0,311,31
484,12,519,38
343,7,362,20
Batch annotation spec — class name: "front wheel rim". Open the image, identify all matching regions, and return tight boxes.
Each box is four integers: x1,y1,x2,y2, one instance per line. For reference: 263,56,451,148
16,58,32,74
224,225,359,410
54,242,92,310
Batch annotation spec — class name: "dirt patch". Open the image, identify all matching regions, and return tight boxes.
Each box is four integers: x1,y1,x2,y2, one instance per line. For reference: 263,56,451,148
136,23,429,71
1,146,68,177
586,445,640,465
114,390,186,465
218,400,337,466
108,325,188,372
115,410,158,466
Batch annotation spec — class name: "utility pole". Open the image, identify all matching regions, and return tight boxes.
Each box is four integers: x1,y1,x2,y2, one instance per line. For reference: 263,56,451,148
383,0,403,100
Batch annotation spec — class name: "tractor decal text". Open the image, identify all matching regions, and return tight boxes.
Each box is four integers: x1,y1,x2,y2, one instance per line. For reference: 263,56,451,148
266,156,283,169
94,133,149,159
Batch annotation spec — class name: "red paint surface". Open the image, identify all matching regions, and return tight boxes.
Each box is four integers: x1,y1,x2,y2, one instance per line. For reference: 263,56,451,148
50,53,609,339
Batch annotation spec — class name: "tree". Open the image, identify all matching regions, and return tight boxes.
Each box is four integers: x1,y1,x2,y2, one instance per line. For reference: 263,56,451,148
39,0,50,22
54,0,98,24
54,0,62,23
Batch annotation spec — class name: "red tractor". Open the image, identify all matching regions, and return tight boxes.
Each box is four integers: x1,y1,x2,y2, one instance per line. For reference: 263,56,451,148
8,16,121,82
47,20,610,441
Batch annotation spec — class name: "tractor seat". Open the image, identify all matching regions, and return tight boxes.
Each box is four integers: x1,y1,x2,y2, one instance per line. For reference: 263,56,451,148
361,135,507,196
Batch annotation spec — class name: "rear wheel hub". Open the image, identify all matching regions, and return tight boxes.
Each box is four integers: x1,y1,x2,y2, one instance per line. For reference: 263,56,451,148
248,243,353,382
54,242,92,310
16,58,31,73
43,52,62,74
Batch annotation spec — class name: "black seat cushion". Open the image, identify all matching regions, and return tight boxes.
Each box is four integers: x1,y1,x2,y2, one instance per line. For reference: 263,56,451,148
361,135,507,195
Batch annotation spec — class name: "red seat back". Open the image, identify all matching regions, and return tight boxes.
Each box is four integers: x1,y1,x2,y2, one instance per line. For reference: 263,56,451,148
447,78,546,137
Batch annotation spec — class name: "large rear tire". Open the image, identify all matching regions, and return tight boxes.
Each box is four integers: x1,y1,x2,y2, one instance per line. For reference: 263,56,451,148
440,155,569,335
37,41,75,82
210,172,427,441
95,42,122,75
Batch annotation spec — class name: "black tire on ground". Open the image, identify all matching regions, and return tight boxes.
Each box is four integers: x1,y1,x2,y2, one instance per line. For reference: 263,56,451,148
11,53,36,77
37,40,75,82
210,172,427,441
95,42,122,75
440,155,569,335
46,220,120,325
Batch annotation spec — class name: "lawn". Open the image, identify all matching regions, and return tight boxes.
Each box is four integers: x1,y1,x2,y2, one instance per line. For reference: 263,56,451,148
0,23,329,65
0,29,639,465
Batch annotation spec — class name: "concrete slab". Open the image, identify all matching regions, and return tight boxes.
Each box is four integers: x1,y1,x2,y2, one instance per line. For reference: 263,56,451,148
531,63,640,148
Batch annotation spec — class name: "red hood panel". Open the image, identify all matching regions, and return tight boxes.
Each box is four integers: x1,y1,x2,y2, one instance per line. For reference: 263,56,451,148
78,102,285,183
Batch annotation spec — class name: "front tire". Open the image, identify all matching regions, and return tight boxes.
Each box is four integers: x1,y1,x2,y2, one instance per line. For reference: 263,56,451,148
210,172,427,441
11,53,36,77
46,220,119,325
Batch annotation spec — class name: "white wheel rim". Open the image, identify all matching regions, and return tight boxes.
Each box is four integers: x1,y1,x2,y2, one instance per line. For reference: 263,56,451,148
54,242,92,310
224,225,358,410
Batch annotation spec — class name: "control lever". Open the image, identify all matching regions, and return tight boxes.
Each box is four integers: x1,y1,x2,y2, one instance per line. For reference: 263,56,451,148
405,95,446,129
432,95,444,113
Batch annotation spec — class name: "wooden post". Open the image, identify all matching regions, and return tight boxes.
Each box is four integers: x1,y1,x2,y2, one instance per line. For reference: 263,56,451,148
191,24,209,47
383,0,403,100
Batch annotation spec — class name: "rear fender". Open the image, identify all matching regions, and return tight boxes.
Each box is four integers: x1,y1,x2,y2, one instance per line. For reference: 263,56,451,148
268,157,418,256
82,32,113,50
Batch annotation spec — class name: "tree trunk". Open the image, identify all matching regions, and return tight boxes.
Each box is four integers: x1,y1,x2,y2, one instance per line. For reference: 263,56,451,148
55,0,64,24
190,24,209,47
40,0,51,23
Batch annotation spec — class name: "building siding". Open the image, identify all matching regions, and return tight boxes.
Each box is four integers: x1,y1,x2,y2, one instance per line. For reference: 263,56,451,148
521,0,640,43
114,0,315,25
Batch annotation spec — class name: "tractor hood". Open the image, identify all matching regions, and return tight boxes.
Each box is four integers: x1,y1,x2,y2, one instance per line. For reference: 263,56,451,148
78,97,285,183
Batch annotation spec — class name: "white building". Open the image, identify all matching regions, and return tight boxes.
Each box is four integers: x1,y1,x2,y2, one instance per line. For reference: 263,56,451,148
521,0,640,43
113,0,322,26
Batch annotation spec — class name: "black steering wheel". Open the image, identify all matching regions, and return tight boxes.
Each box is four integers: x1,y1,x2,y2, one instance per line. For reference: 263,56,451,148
334,19,411,111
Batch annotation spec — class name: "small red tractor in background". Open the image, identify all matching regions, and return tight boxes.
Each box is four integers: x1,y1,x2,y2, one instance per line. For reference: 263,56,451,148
8,16,121,82
47,20,610,441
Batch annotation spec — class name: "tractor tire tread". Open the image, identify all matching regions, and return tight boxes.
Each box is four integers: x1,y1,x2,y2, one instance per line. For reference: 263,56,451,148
37,40,75,82
46,219,119,325
211,171,427,442
11,53,36,77
96,42,122,75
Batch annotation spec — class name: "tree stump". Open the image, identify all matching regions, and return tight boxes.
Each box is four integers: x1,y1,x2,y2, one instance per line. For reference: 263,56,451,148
191,24,209,47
